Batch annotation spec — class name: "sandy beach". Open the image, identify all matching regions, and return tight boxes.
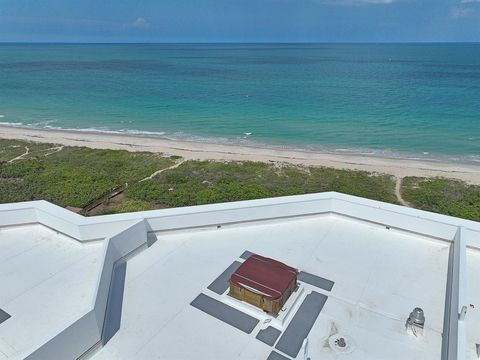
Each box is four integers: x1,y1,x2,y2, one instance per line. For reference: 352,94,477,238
1,124,480,184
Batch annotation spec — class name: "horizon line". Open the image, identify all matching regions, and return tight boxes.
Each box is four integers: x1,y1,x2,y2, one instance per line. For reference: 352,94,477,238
0,41,479,45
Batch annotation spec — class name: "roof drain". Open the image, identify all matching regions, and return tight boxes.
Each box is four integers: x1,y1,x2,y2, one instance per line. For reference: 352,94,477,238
328,334,354,354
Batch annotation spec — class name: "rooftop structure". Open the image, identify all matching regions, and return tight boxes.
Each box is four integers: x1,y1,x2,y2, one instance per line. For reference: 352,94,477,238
0,192,479,360
228,254,298,315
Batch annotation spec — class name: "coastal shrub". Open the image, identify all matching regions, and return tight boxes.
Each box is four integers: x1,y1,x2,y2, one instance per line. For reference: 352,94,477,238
401,177,480,222
29,166,118,208
189,182,270,205
125,180,167,202
0,178,36,203
309,167,397,203
0,160,45,178
107,199,153,214
43,147,174,184
126,178,270,208
123,160,398,209
0,140,27,162
0,141,175,208
0,139,58,162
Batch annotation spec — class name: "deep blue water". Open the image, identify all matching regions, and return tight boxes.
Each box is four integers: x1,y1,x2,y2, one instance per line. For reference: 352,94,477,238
0,43,479,161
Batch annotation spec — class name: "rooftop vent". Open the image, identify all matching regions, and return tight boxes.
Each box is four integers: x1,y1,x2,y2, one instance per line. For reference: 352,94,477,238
405,307,425,337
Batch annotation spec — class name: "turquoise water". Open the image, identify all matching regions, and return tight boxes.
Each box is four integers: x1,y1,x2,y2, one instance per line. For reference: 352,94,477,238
0,43,479,162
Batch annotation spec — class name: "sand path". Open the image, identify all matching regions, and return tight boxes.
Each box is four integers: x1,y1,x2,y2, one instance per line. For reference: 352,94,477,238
8,145,29,163
395,177,411,207
140,159,186,182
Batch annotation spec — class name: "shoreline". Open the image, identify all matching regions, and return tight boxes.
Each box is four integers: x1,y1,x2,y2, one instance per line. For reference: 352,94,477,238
1,124,480,184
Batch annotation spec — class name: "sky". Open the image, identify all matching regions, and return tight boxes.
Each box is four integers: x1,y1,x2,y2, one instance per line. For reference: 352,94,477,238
0,0,479,43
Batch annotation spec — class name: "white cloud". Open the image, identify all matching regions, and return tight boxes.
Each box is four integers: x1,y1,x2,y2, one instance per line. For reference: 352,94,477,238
124,17,151,29
451,0,479,18
451,6,473,17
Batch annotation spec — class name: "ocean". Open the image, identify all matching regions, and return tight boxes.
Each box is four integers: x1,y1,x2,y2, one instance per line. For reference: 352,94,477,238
0,43,479,162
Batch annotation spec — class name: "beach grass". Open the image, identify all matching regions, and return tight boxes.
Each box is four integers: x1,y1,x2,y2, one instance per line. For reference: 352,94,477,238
0,139,57,162
1,138,479,222
401,177,480,222
110,160,398,212
0,140,174,208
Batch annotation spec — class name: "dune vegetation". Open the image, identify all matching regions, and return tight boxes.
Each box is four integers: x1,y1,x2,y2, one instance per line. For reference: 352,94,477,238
401,177,480,222
1,138,479,222
0,139,174,208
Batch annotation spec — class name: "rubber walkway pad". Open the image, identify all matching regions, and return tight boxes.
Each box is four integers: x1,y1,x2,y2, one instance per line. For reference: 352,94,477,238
0,309,10,324
275,291,327,357
207,261,242,295
298,271,334,291
256,326,281,346
266,351,290,360
191,293,259,334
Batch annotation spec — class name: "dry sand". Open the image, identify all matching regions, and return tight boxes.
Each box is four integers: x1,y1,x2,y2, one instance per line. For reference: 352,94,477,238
1,124,479,184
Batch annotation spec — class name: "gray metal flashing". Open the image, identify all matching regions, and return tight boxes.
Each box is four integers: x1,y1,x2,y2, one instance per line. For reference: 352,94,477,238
441,227,466,360
441,242,454,360
256,326,281,346
102,260,127,345
275,291,327,357
207,261,242,295
0,309,11,324
240,250,255,260
191,293,259,334
298,271,334,291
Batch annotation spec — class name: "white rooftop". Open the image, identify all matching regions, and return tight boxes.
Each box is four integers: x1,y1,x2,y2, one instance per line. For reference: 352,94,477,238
0,192,478,360
0,225,103,360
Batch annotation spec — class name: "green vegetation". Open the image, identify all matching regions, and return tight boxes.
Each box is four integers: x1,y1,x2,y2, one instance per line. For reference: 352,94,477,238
0,139,56,162
121,160,398,210
0,139,174,208
401,177,480,222
2,138,479,223
105,199,153,214
0,139,29,162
